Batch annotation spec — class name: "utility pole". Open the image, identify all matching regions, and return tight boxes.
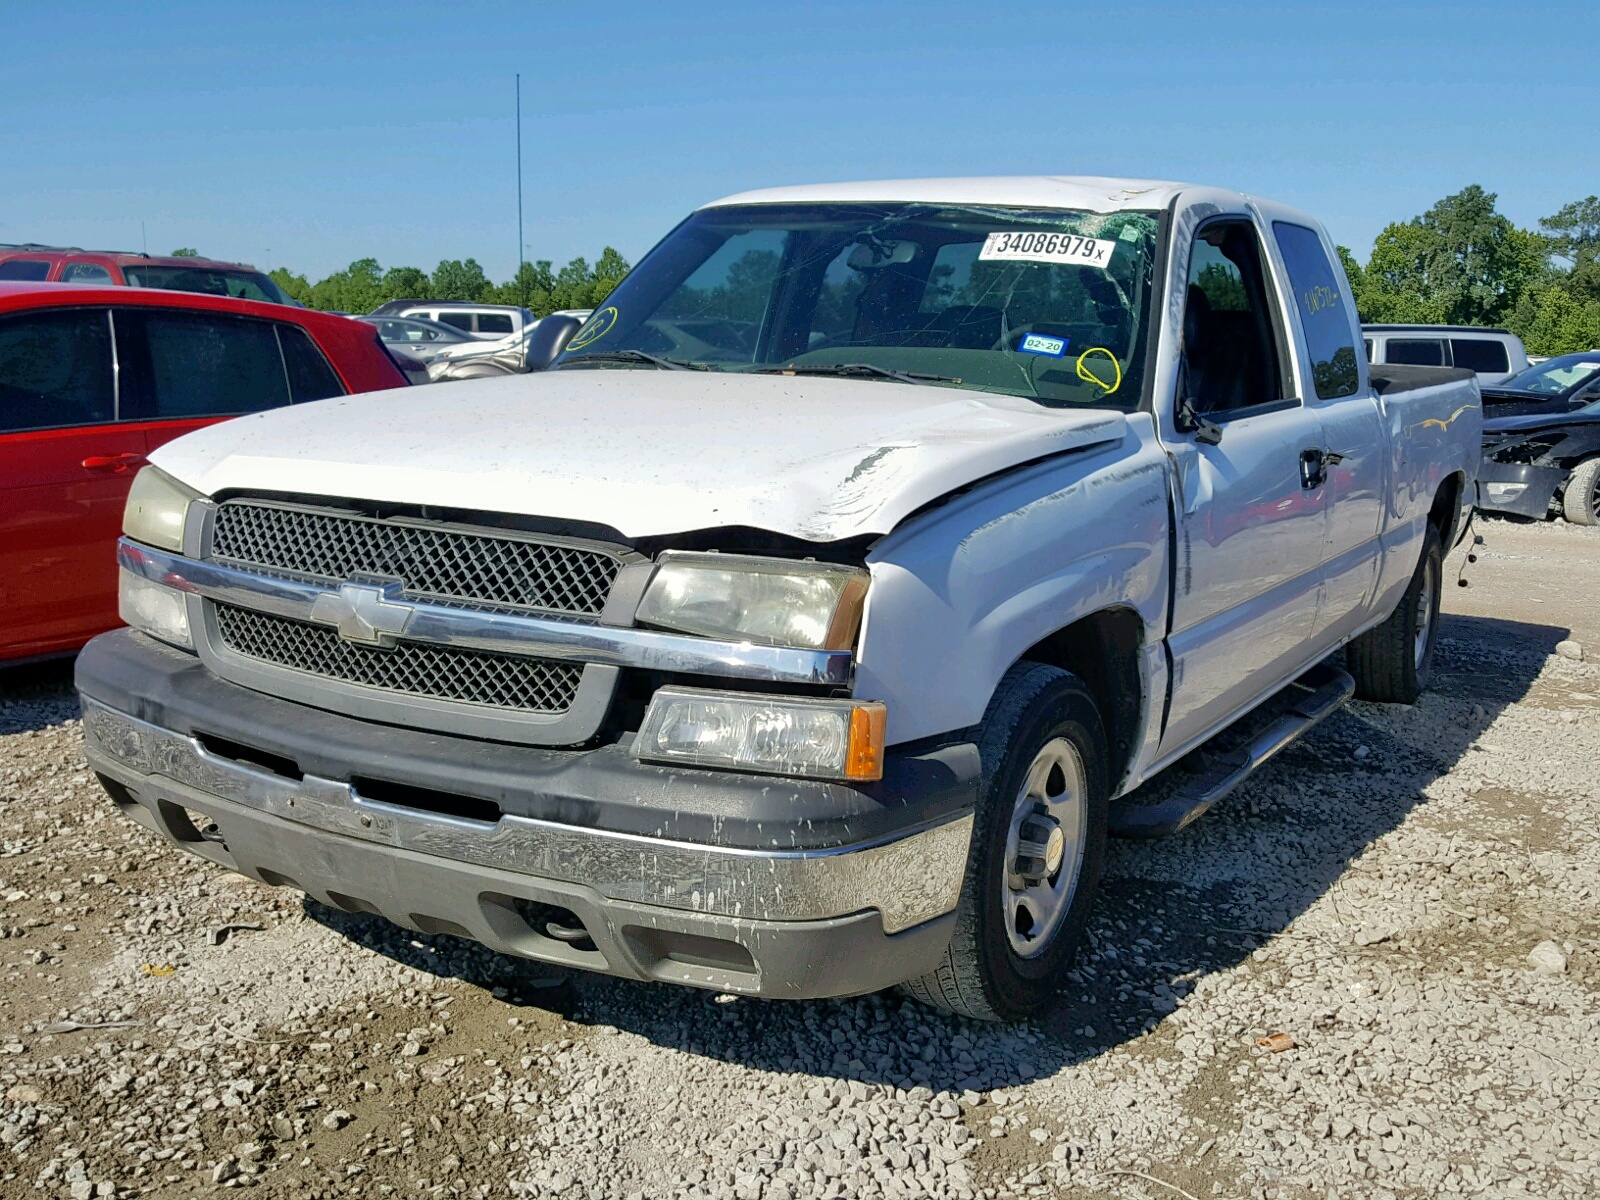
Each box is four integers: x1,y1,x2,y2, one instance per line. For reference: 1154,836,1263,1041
515,74,524,298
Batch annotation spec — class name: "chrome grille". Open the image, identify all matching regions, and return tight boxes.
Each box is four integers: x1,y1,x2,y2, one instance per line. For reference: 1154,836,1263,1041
214,604,582,714
211,501,621,616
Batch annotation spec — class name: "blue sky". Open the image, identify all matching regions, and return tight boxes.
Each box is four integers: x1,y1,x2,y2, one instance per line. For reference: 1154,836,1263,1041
6,1,1597,283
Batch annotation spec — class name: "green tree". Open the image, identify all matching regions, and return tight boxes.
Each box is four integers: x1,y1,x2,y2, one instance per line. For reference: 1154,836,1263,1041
486,260,556,310
1335,246,1365,312
593,247,629,283
380,266,431,303
308,258,384,313
170,247,199,257
1540,196,1600,266
1353,186,1546,327
1511,284,1600,357
430,259,490,302
268,268,313,306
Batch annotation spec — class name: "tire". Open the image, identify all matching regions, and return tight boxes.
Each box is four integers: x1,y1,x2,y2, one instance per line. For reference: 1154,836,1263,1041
1562,458,1600,526
1348,521,1443,704
904,662,1109,1022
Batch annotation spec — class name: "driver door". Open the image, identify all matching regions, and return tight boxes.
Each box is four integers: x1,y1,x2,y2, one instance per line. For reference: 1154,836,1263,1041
1157,216,1327,758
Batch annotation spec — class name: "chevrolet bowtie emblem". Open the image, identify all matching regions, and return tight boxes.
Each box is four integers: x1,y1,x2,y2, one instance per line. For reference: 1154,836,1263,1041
308,582,413,648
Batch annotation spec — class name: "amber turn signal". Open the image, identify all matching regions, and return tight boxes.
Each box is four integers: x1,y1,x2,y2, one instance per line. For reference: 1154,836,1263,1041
845,702,887,782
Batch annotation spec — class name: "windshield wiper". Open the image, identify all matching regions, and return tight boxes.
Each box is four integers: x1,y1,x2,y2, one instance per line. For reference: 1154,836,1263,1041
559,349,710,371
755,362,963,386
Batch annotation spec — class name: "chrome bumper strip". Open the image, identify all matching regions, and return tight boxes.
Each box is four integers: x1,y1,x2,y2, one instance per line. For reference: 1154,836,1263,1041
118,539,853,687
82,700,970,933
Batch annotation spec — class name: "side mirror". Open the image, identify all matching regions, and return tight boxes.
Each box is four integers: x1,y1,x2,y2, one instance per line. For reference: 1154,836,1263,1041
523,314,583,373
1174,356,1224,445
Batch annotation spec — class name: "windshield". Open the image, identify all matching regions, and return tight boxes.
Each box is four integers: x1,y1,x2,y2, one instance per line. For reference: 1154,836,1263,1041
556,202,1162,409
123,264,292,306
1499,353,1600,396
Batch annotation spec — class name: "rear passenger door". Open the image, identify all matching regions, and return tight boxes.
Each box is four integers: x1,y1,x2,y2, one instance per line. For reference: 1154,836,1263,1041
116,308,345,455
1271,221,1386,646
0,307,145,656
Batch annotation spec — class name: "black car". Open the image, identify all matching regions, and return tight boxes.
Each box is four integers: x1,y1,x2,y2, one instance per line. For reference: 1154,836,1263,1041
1479,351,1600,418
1477,354,1600,524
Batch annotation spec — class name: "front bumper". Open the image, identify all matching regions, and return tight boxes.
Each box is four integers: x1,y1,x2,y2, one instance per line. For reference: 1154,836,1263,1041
1475,462,1565,519
77,630,976,999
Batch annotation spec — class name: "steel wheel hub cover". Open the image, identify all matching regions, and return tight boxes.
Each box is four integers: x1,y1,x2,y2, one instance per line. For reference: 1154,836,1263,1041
1414,555,1436,670
1002,737,1088,959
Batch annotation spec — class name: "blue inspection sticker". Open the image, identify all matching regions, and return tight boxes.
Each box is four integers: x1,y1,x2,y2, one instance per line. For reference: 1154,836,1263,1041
1018,333,1069,358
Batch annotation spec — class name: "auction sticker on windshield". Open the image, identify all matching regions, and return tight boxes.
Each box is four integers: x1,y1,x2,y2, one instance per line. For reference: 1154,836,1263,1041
979,232,1114,267
1018,333,1069,357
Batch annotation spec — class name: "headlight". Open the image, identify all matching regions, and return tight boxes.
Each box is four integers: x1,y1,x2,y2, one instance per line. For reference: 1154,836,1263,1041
124,466,203,552
1484,482,1528,499
635,687,886,781
634,552,869,651
119,570,193,650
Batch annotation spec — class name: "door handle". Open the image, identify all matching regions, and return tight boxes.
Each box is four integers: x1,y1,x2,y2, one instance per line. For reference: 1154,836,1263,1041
82,452,148,474
1299,448,1326,490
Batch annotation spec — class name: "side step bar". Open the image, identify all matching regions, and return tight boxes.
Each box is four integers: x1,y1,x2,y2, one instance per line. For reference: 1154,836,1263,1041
1109,663,1356,839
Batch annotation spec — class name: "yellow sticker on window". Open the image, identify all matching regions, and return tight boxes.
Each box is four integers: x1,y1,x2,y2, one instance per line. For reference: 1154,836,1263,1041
566,305,618,351
1076,347,1122,396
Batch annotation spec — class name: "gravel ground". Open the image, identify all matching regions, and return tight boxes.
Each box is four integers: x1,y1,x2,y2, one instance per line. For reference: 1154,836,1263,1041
1,517,1597,1200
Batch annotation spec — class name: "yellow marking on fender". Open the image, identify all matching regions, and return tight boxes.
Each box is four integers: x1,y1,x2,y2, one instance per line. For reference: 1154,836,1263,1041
1420,404,1477,431
1076,347,1123,396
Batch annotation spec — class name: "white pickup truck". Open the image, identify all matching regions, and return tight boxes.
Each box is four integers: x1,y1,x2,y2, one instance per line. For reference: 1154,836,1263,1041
78,177,1480,1020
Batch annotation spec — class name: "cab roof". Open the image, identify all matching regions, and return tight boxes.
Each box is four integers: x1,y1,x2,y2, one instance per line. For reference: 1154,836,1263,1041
0,280,344,330
703,175,1192,212
0,245,268,272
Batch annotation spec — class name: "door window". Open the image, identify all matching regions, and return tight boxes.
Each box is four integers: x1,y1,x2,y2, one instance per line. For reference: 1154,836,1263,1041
278,325,346,403
0,260,52,281
0,308,115,432
1449,338,1509,374
1386,339,1445,366
137,311,291,417
1181,222,1288,415
1272,223,1360,399
60,262,114,284
436,312,474,332
477,313,514,334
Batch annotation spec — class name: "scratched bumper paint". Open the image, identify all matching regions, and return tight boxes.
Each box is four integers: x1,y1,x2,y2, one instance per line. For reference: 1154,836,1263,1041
81,699,972,935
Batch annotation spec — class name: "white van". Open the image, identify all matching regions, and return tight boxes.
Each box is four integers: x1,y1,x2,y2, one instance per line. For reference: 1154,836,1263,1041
1362,325,1528,385
384,303,536,341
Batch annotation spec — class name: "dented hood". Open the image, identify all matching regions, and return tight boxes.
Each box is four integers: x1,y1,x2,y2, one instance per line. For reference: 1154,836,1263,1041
152,370,1127,541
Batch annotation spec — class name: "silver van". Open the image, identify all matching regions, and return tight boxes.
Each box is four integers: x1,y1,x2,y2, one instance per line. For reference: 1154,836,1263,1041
384,303,536,341
1362,324,1528,385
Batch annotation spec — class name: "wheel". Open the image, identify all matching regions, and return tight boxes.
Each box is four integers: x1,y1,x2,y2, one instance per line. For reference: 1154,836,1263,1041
1347,521,1443,704
1562,458,1600,526
904,662,1108,1022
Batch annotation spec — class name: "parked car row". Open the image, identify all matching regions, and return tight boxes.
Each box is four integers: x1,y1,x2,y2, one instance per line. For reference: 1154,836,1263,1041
1354,319,1600,526
367,300,536,340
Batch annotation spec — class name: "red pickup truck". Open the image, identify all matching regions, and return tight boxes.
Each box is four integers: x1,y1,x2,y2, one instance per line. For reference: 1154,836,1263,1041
0,281,408,664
